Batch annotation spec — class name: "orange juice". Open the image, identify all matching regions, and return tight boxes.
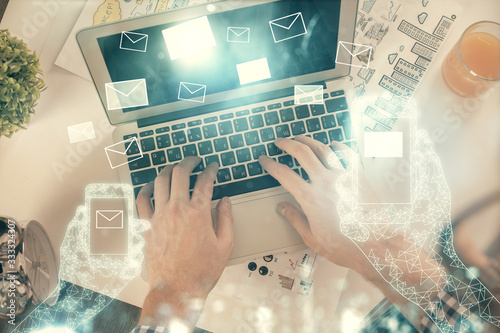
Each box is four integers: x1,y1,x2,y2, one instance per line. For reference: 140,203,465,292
442,28,500,97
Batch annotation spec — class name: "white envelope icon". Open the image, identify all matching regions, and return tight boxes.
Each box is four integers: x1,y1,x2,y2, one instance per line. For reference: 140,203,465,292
269,12,307,43
67,121,95,143
227,27,250,43
96,210,124,229
178,82,207,103
294,85,324,105
162,16,216,60
335,41,373,69
120,31,148,52
104,137,143,169
236,58,271,85
105,79,149,110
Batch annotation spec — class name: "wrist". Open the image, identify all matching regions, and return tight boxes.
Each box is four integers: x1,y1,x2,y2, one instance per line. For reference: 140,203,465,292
353,232,405,282
139,286,207,329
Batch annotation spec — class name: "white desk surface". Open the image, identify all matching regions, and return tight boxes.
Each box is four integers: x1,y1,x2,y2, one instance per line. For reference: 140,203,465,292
1,0,499,329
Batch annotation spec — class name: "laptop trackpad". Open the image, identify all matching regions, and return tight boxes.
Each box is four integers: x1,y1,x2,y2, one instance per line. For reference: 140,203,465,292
213,192,305,263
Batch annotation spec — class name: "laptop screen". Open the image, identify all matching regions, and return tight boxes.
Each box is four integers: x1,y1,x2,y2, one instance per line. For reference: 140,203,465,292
96,0,341,114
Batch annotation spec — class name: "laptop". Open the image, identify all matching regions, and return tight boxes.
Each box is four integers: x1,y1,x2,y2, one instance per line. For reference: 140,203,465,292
77,0,358,265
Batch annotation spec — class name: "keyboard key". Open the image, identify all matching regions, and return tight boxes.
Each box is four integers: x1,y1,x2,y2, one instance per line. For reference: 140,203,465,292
291,121,306,135
295,105,310,119
155,126,170,134
158,166,166,173
251,106,266,113
212,175,280,200
231,165,247,180
267,103,282,110
313,132,329,145
189,174,197,190
214,137,229,152
128,154,151,171
233,118,249,132
139,130,154,137
306,118,321,132
267,142,282,156
336,112,352,140
249,115,264,129
172,123,186,130
182,144,198,157
275,124,291,138
247,162,263,176
236,148,252,163
217,168,232,183
264,111,280,126
134,186,142,199
260,128,275,142
251,145,266,159
123,134,137,140
218,121,233,135
131,168,157,186
203,124,218,139
156,134,171,149
193,160,204,172
220,113,234,120
328,129,344,142
187,127,203,142
188,120,202,127
198,141,214,155
172,131,187,145
280,108,295,122
229,134,245,149
300,168,309,181
140,137,156,152
220,151,236,166
283,100,294,107
205,155,220,166
323,93,329,99
310,104,326,116
244,131,260,145
325,97,348,113
321,115,336,129
330,90,344,97
236,110,250,116
204,116,218,123
125,139,141,155
278,155,294,168
151,151,167,165
167,147,182,162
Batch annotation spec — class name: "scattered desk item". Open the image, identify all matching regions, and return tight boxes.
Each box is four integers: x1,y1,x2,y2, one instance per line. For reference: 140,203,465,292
441,21,500,98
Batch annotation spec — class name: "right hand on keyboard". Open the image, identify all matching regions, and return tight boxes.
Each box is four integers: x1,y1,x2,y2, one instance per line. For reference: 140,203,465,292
257,135,377,273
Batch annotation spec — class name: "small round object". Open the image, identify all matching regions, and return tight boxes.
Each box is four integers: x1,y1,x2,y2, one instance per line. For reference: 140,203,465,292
263,255,273,262
259,266,269,276
23,221,59,306
248,262,257,271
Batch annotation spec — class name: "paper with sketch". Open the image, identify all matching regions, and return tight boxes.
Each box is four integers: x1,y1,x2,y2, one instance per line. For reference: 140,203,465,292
344,0,463,132
55,0,211,80
196,249,349,332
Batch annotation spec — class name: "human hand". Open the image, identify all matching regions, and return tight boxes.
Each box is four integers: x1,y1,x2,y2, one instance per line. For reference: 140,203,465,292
136,156,233,325
258,135,376,273
14,184,148,332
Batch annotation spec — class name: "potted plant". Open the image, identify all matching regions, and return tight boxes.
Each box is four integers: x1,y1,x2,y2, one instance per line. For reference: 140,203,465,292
0,29,45,138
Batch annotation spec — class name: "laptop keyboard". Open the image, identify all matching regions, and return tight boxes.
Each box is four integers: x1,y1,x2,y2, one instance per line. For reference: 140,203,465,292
123,89,353,200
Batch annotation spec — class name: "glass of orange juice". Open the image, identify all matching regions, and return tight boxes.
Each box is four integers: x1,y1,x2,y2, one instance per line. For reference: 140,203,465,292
442,21,500,98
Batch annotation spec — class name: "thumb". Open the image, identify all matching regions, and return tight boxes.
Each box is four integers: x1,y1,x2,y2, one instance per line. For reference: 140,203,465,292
277,202,313,241
215,197,234,249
